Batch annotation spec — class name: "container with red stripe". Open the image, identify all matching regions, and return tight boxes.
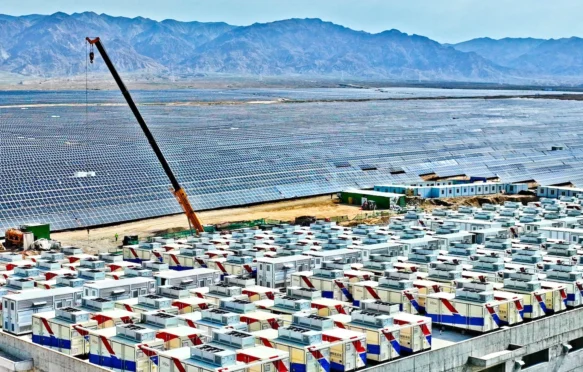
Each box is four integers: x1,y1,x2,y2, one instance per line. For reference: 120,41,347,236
236,345,290,372
322,328,367,372
90,309,141,329
172,297,212,314
32,310,98,356
425,292,504,333
349,280,381,307
240,312,283,332
392,312,432,354
88,324,164,371
311,298,351,316
156,326,206,349
241,286,277,302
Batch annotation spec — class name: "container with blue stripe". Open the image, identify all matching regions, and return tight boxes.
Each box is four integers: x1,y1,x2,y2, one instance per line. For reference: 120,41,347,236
32,307,97,356
501,272,554,320
89,323,164,372
543,263,583,308
347,309,401,362
253,322,332,372
425,282,505,333
377,270,421,314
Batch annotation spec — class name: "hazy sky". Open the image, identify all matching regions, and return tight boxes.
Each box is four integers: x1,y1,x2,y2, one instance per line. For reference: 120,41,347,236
4,0,583,43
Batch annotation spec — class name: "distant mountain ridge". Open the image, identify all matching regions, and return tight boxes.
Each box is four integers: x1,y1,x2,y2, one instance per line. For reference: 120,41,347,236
452,37,583,79
0,12,582,83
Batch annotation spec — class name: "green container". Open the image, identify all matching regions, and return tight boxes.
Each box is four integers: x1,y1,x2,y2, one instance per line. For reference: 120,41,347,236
21,223,50,240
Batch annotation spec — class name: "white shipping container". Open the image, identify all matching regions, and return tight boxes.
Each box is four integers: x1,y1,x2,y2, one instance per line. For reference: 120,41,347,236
425,293,501,333
322,328,367,372
346,323,400,362
392,313,432,354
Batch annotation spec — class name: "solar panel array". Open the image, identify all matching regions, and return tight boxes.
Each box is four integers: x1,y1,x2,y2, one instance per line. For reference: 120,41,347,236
1,89,583,235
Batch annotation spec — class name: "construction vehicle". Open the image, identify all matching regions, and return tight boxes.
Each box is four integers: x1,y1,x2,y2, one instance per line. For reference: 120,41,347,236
86,37,204,233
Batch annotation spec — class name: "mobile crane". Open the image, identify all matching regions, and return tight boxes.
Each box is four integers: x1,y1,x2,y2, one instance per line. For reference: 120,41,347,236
86,37,204,233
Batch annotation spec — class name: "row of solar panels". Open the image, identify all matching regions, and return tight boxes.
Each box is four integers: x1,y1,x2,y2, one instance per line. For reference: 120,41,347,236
1,96,583,234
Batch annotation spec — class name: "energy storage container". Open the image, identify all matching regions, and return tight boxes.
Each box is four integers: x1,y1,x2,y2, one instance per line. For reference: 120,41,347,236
43,268,78,281
171,297,212,314
310,298,351,316
193,309,247,336
206,258,228,277
327,314,352,329
239,311,283,332
155,326,206,349
177,312,202,328
223,256,257,277
291,270,353,303
425,262,462,291
393,262,422,274
350,281,382,307
259,323,330,372
343,269,374,283
35,279,56,289
361,260,395,276
154,268,220,289
376,271,421,314
219,299,257,315
5,277,37,292
32,307,97,356
123,242,165,264
201,283,242,306
348,309,401,362
241,286,276,302
55,274,85,288
115,294,179,315
543,263,583,307
236,345,290,372
225,275,256,288
78,296,115,314
321,328,367,372
79,258,106,270
83,277,156,300
142,261,170,272
392,313,432,354
540,281,568,313
77,269,107,281
502,272,559,319
65,253,93,264
3,286,83,335
107,261,141,273
91,309,141,329
162,250,200,271
158,344,245,372
270,296,315,323
491,291,524,325
425,284,504,333
89,324,164,371
413,279,446,312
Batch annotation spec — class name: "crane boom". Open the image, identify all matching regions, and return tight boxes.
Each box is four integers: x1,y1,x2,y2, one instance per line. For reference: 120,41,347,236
86,37,204,233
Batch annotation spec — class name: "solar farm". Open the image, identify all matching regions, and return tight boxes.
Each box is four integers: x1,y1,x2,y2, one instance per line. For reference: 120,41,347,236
2,89,583,236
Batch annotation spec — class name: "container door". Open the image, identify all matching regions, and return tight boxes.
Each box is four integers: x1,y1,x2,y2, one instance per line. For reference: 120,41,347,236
508,301,516,325
344,343,354,372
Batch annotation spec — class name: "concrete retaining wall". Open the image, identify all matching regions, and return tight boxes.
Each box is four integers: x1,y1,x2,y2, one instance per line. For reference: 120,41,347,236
363,307,583,372
0,331,107,372
3,307,583,372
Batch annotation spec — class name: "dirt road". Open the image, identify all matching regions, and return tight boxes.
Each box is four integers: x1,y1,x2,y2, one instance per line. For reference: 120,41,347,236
52,196,363,253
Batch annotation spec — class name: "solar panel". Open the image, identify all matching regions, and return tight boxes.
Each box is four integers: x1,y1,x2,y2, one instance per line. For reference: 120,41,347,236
2,89,583,235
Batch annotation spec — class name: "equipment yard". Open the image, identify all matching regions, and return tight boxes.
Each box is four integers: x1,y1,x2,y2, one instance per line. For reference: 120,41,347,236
4,36,583,372
52,196,363,252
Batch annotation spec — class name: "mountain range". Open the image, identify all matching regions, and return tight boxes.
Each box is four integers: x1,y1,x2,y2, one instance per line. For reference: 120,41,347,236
0,12,581,84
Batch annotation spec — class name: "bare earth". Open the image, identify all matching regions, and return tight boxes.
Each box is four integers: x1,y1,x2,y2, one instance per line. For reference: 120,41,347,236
52,196,363,253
